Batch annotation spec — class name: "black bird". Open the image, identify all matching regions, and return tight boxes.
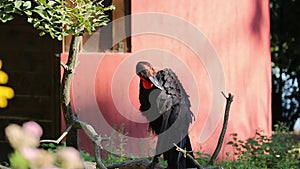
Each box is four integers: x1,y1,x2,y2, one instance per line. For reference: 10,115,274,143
136,61,195,169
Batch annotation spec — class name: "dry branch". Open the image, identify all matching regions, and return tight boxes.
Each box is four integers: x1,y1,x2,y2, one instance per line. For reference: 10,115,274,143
208,92,233,165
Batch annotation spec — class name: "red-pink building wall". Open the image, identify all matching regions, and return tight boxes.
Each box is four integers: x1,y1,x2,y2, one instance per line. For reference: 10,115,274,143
61,0,271,160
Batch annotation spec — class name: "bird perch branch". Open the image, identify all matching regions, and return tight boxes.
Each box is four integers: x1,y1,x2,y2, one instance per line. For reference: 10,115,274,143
173,143,204,169
208,92,233,165
77,120,110,169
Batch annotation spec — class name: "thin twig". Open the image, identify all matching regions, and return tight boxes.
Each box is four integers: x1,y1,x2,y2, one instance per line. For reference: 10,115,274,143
40,125,72,144
173,143,204,169
208,92,233,165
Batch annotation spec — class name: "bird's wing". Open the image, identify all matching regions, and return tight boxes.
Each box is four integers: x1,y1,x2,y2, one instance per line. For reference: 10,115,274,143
156,68,195,132
155,68,195,161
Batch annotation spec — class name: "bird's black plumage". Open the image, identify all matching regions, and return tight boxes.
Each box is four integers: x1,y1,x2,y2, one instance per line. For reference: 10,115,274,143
136,61,195,169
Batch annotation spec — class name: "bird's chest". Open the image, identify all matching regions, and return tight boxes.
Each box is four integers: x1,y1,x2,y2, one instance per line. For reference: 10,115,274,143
139,87,162,119
139,88,160,111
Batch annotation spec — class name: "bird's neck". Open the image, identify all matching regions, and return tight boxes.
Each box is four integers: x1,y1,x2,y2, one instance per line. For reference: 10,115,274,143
142,80,153,89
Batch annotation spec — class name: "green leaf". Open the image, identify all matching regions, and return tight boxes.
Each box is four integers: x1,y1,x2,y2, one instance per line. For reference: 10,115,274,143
24,10,32,16
23,1,31,10
227,141,234,145
33,20,40,28
37,0,47,6
14,1,23,10
62,32,69,37
48,1,56,7
39,31,45,36
44,23,49,29
4,5,14,13
34,5,46,11
27,17,33,23
0,13,14,23
57,34,62,41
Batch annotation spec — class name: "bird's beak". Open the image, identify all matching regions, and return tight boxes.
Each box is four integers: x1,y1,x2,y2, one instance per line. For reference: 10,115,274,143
149,76,164,90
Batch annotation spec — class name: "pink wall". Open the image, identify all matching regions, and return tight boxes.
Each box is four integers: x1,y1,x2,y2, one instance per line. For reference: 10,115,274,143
61,0,271,160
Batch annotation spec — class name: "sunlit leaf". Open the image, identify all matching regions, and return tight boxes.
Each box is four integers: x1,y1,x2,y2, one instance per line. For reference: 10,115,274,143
23,1,31,10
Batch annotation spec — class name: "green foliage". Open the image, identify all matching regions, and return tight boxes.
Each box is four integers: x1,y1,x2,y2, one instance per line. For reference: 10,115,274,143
80,150,95,162
0,0,30,22
28,0,115,40
9,151,30,169
221,127,300,169
0,0,115,40
273,121,289,133
103,124,129,166
40,142,66,153
195,151,211,166
158,157,167,167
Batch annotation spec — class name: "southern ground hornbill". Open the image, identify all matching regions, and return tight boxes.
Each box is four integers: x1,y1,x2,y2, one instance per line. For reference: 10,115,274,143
136,61,196,169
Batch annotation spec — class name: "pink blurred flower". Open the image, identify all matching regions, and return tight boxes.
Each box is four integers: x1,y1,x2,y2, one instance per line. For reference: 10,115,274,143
57,147,84,169
23,121,43,139
5,124,40,149
20,147,56,169
20,147,40,162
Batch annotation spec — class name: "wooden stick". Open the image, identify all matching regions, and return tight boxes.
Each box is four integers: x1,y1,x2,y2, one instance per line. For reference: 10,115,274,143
173,143,204,169
40,125,72,144
208,92,233,165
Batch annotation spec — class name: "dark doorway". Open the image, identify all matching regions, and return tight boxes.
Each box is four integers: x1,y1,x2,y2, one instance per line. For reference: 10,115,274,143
0,15,61,162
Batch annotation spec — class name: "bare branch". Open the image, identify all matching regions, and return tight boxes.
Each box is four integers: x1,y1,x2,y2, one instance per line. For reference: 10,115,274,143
208,92,233,165
173,143,204,169
77,120,109,169
40,126,72,144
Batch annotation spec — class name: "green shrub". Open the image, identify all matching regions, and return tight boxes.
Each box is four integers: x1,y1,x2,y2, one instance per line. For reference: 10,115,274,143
220,124,300,169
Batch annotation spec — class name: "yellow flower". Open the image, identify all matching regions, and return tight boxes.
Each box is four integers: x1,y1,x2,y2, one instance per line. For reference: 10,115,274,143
0,59,14,108
0,70,8,84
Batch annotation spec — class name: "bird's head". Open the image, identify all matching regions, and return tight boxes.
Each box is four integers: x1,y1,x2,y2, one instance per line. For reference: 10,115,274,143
136,61,163,90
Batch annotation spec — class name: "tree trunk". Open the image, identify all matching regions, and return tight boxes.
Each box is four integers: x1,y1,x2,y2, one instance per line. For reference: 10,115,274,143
61,35,82,149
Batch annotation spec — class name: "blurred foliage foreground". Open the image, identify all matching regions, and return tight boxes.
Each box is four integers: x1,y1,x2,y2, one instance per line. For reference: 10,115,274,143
5,121,84,169
2,121,299,169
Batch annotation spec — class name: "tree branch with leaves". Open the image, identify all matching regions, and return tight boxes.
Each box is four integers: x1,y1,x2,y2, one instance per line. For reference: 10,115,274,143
0,0,115,149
